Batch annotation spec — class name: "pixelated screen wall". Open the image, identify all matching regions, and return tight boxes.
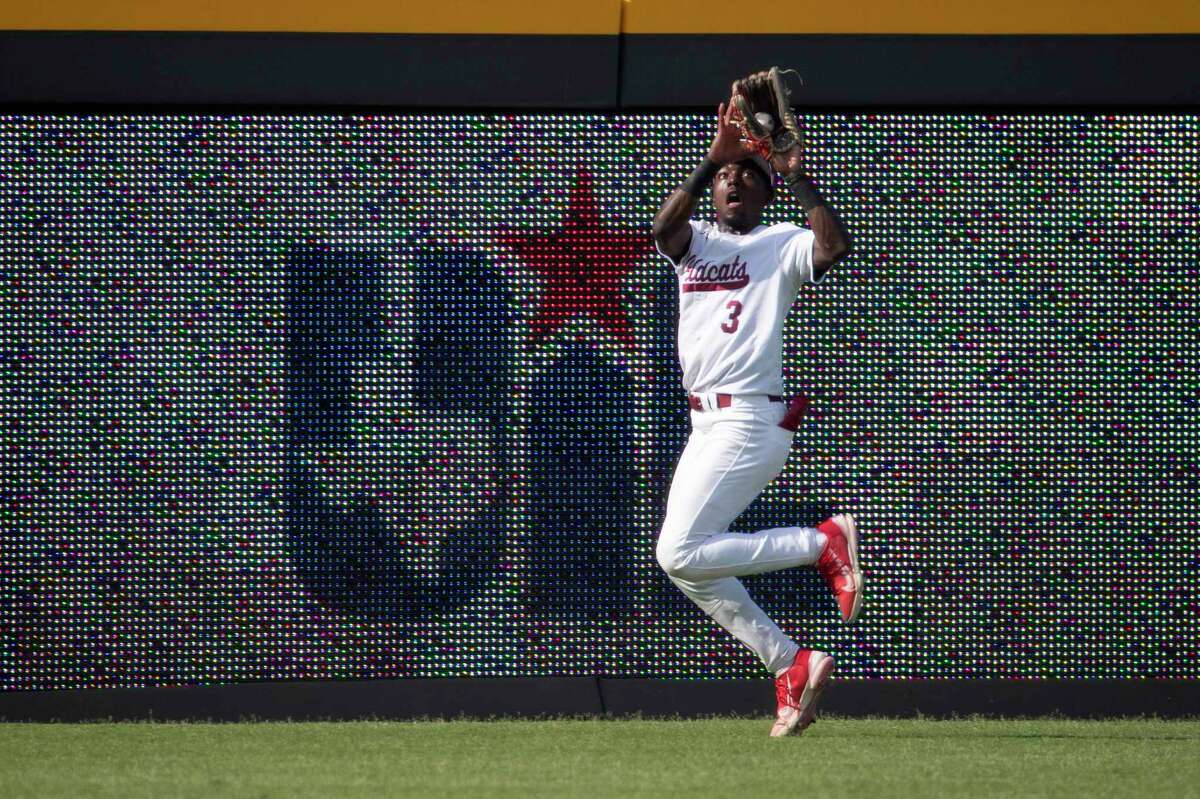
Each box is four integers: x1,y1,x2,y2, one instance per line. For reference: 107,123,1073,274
1,114,1197,690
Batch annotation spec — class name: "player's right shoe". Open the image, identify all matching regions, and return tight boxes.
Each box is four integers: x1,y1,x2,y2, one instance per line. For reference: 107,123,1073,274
816,514,863,624
770,649,836,738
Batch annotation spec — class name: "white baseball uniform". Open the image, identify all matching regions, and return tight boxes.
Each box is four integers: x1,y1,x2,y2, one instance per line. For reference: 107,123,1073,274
656,219,829,676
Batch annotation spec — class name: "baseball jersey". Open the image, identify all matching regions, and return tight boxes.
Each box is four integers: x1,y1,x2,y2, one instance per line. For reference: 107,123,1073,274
657,219,822,396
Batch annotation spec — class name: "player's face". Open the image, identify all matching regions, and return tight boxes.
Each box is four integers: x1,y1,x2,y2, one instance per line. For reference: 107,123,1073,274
713,161,769,232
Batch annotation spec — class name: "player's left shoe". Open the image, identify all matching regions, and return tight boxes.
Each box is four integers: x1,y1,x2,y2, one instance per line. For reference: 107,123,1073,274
769,649,836,738
816,514,863,623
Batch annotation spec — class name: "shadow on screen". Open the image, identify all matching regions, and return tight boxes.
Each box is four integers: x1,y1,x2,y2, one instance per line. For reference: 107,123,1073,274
284,246,508,620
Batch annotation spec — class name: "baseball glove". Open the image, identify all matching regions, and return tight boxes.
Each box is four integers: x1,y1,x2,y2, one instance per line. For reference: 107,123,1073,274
730,67,803,160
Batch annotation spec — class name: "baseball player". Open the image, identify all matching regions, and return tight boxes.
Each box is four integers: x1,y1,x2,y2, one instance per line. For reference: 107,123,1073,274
651,78,861,737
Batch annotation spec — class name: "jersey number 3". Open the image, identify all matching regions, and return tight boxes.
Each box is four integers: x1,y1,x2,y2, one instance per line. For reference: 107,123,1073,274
720,300,743,334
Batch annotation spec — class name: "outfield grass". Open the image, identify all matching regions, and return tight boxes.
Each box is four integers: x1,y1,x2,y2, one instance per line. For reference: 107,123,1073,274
1,718,1197,798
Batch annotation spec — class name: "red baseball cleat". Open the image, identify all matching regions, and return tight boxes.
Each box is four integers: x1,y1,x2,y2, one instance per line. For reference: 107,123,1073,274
817,514,863,624
770,649,836,738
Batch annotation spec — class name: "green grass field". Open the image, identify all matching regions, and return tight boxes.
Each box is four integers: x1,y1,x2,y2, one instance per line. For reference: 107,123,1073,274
2,718,1197,798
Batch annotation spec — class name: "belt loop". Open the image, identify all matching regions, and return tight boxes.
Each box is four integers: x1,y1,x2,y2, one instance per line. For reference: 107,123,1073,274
701,393,721,413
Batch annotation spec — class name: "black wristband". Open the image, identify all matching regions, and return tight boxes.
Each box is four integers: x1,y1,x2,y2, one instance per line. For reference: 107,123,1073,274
682,158,720,198
784,173,824,212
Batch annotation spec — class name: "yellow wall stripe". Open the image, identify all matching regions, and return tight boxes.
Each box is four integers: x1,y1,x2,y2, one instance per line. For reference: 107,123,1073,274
623,0,1200,33
0,0,621,35
0,0,1196,34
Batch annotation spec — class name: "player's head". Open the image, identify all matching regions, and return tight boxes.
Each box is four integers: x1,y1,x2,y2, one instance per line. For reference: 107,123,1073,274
713,154,774,232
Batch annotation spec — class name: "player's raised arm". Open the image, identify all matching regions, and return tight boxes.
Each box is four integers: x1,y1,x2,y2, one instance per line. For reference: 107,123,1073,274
770,141,852,282
652,102,755,263
732,68,853,282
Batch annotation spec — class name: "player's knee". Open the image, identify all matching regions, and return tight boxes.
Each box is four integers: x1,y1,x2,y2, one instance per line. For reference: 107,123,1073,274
657,535,700,578
655,536,689,579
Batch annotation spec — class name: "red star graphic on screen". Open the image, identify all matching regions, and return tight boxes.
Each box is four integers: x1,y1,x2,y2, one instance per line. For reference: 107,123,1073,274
499,167,652,343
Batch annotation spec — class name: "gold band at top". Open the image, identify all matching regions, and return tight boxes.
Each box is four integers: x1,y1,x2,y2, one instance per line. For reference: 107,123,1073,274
1,0,1196,34
0,0,621,34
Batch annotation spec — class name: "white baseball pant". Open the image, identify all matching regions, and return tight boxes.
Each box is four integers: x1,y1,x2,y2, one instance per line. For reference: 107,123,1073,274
656,395,826,676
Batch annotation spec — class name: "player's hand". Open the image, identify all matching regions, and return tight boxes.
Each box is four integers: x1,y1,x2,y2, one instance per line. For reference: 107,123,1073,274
770,143,804,179
707,101,755,165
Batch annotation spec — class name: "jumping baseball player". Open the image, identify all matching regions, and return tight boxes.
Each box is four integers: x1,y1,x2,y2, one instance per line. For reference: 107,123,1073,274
651,69,862,738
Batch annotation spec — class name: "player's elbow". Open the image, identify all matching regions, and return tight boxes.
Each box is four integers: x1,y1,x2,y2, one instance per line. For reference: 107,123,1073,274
826,236,852,265
653,206,692,242
832,237,852,262
651,216,674,245
651,230,668,254
813,238,852,277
